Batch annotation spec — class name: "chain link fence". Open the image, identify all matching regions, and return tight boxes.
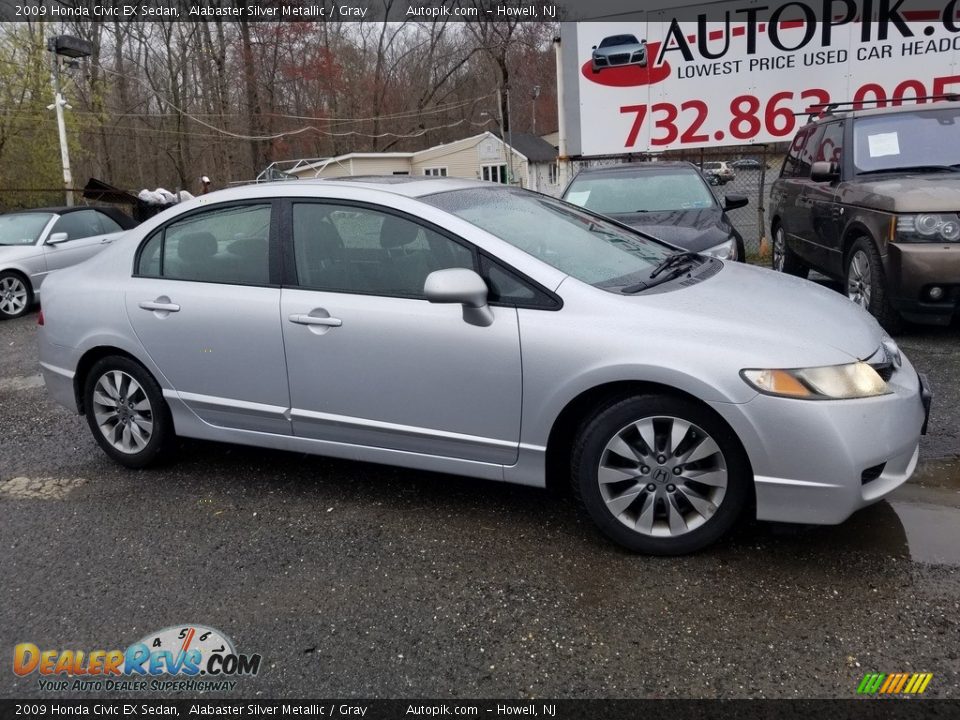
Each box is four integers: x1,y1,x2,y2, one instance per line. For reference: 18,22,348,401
566,144,788,257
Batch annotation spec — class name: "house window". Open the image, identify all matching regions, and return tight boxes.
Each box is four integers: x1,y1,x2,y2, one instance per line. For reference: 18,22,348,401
423,167,447,177
482,164,508,184
548,162,559,185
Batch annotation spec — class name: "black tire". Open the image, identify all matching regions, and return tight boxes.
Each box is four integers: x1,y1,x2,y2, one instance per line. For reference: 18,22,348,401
845,236,903,333
0,270,33,320
771,223,809,278
733,236,746,262
571,394,751,555
83,355,175,468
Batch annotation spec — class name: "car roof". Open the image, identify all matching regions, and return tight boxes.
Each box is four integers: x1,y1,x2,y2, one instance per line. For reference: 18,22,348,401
571,161,699,178
6,205,116,215
4,206,72,215
812,99,960,122
3,205,137,229
257,176,492,198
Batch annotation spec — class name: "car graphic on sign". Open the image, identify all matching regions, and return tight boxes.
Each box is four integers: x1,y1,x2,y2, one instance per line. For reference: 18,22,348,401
591,34,648,73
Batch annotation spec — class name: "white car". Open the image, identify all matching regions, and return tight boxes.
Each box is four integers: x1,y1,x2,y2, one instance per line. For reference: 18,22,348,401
702,162,736,185
0,206,136,319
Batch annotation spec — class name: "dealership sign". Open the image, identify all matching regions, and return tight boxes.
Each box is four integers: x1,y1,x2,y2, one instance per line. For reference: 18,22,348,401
561,1,960,155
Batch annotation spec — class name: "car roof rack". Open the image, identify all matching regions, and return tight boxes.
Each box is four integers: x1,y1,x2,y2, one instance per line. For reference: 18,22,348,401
794,94,960,123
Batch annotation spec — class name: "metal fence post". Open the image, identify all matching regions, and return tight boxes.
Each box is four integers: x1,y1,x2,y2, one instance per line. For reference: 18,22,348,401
757,144,768,258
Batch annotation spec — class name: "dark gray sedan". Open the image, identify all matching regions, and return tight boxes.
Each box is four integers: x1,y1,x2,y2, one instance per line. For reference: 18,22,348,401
562,162,748,261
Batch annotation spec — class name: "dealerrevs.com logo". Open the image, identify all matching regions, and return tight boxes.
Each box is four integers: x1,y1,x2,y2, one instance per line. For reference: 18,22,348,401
13,625,261,692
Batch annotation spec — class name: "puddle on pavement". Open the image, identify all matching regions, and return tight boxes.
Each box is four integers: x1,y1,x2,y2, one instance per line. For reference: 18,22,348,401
781,460,960,566
886,502,960,566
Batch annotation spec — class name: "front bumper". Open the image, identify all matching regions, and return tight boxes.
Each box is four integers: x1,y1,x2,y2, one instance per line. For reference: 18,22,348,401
709,357,928,525
885,242,960,324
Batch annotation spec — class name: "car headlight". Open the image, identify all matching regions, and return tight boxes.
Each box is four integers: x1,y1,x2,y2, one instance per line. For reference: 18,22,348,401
702,238,737,260
741,362,889,399
895,213,960,242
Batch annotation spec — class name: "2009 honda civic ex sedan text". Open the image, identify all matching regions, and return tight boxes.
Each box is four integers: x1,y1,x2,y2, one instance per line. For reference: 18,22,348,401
38,177,932,554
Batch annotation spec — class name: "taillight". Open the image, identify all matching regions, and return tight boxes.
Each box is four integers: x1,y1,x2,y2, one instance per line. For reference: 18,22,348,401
37,310,44,326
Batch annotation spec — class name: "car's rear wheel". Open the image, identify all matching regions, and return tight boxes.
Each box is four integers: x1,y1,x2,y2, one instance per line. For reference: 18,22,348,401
846,236,903,333
83,356,174,468
0,271,32,320
771,225,809,278
571,395,750,555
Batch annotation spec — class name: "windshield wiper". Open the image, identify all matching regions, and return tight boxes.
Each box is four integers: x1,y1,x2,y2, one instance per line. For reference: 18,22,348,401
621,266,692,294
620,252,704,294
648,251,702,279
859,164,960,175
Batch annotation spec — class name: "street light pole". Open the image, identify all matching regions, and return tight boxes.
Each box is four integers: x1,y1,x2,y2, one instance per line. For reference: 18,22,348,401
49,54,74,207
46,35,92,207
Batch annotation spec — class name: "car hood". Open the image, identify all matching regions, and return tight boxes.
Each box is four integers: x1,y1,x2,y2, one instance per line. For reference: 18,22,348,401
617,261,883,366
841,173,960,212
610,208,734,252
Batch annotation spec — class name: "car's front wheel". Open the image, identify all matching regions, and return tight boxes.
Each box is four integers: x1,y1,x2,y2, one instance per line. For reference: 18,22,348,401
0,271,32,320
572,395,750,555
83,356,174,468
771,224,809,278
846,236,902,333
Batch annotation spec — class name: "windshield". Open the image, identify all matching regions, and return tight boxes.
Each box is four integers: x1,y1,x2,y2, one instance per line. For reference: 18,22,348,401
564,168,717,214
854,106,960,173
423,187,673,289
599,35,639,48
0,213,52,246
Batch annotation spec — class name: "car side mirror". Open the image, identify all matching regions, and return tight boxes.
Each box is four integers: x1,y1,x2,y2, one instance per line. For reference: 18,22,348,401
424,268,493,327
810,161,840,183
46,232,69,244
591,45,597,50
723,194,749,211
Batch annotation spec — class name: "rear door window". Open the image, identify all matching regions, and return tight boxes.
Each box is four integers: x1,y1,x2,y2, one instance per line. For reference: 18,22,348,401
135,204,272,286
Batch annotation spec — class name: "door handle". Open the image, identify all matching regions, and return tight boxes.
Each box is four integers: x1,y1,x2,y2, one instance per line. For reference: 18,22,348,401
100,238,112,244
289,313,342,327
139,300,180,312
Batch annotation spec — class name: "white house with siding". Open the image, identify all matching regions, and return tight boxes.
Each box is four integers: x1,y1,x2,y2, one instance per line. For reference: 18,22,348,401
278,131,561,195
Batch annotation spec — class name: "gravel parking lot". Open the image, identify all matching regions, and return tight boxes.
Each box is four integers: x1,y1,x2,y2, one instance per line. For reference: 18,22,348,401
1,306,959,699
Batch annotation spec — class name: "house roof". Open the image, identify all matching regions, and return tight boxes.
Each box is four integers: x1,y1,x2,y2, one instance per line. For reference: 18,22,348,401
498,132,558,163
284,130,557,179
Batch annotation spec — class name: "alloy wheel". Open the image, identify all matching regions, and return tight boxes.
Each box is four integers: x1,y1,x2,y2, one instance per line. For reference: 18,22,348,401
847,249,872,309
597,416,728,537
0,276,28,316
92,370,154,454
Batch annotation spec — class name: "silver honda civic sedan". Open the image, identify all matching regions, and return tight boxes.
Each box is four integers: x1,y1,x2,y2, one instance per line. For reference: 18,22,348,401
38,178,931,554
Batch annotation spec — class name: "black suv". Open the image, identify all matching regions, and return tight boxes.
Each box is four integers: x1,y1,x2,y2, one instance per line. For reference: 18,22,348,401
769,101,960,331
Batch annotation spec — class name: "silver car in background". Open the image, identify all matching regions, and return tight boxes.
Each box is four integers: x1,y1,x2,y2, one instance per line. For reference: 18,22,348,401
38,178,930,554
0,206,136,319
591,34,648,73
